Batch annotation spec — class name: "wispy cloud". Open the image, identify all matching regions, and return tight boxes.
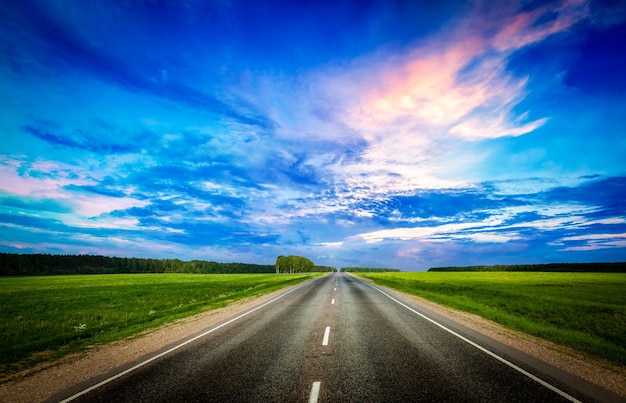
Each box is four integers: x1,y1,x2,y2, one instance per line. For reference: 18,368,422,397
557,233,626,251
22,119,153,155
351,176,625,250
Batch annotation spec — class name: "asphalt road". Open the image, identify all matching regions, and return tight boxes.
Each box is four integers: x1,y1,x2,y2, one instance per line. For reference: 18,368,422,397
51,273,623,403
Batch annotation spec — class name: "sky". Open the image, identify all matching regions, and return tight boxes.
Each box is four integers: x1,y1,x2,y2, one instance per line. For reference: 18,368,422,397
0,0,625,270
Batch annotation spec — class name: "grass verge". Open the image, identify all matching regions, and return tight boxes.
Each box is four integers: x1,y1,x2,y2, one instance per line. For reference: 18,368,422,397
354,272,626,366
1,273,321,374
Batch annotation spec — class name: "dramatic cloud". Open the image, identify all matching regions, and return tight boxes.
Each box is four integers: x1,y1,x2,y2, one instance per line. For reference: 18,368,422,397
0,0,624,269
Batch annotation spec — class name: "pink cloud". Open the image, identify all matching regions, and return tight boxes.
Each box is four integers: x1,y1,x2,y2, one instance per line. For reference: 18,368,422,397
0,158,148,220
354,37,487,130
493,0,589,51
351,0,588,140
0,160,95,197
309,0,591,193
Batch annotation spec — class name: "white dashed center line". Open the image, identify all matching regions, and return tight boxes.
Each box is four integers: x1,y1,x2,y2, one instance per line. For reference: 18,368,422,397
309,381,321,403
322,326,330,346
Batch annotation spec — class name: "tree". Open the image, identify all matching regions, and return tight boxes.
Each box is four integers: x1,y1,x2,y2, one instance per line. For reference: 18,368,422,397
275,255,314,273
275,255,285,273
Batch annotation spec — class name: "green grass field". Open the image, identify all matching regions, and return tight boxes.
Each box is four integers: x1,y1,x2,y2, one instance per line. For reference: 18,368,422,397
0,273,321,373
355,272,626,365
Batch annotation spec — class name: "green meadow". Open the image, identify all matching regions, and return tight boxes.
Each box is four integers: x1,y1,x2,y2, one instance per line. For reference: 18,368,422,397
0,273,321,373
355,272,626,365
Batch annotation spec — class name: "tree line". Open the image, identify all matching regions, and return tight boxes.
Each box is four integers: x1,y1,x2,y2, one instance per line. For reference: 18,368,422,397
428,262,626,272
0,253,276,276
340,267,401,272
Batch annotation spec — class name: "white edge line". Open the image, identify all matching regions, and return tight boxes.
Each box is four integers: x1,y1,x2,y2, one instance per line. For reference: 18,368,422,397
60,282,311,402
322,326,330,346
309,381,321,403
356,278,583,403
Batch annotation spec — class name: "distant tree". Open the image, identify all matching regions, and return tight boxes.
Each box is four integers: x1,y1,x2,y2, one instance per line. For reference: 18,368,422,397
314,265,337,272
341,267,401,272
275,255,315,273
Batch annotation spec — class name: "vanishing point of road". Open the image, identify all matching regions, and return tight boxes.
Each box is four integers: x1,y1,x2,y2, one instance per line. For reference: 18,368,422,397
50,273,623,402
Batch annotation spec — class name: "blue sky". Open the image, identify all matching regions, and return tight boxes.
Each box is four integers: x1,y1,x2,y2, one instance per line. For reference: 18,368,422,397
1,0,625,270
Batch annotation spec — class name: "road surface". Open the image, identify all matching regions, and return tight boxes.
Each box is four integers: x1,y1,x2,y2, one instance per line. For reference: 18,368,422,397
50,273,623,402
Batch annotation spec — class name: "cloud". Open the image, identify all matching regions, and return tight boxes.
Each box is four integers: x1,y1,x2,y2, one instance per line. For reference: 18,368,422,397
490,0,589,51
0,158,96,197
349,175,625,249
3,1,275,129
0,195,71,214
355,222,484,243
558,233,626,251
449,115,549,140
69,193,149,218
293,0,591,196
0,156,148,222
23,120,142,154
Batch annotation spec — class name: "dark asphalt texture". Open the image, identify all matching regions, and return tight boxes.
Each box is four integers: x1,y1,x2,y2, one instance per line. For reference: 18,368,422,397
52,273,624,403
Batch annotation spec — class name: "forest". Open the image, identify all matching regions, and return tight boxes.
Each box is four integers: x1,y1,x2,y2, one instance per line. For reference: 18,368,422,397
0,253,274,275
428,262,626,272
